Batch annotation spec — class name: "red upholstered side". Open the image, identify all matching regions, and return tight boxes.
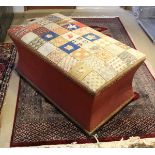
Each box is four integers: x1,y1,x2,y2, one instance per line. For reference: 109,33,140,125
90,64,142,131
11,36,94,132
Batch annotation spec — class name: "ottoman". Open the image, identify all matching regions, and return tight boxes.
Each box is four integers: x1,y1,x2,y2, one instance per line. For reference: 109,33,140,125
8,13,146,134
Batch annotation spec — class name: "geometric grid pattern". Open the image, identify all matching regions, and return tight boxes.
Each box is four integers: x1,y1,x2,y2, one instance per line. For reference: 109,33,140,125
8,13,145,93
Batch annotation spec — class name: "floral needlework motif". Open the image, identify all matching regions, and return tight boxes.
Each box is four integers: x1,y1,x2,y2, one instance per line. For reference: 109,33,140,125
50,37,68,47
95,49,114,62
44,23,61,31
63,23,80,31
33,27,50,36
62,32,79,41
47,49,67,64
27,23,41,31
71,37,90,47
58,55,78,72
36,19,52,26
73,27,91,36
56,19,74,26
69,62,92,80
53,27,69,35
94,39,110,48
82,43,103,54
71,48,90,60
29,38,46,50
82,71,106,92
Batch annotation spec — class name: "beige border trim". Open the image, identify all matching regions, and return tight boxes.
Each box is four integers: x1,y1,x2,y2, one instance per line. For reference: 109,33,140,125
144,60,155,78
0,71,20,147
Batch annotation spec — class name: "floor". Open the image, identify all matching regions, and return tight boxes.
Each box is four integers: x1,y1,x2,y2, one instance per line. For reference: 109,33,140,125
0,7,155,148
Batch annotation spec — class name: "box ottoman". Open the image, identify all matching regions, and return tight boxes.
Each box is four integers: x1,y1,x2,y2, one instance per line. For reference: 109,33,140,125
8,13,146,134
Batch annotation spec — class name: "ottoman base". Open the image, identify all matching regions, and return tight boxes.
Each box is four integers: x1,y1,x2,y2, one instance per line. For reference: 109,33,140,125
16,69,135,135
13,37,143,134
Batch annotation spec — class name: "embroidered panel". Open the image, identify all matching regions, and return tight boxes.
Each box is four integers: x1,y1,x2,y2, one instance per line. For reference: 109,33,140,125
8,13,145,93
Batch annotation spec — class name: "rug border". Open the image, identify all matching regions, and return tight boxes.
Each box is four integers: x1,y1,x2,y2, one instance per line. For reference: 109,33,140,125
10,17,155,147
0,43,16,112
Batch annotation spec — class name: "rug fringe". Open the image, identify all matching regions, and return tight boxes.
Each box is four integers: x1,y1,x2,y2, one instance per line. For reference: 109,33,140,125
35,136,155,148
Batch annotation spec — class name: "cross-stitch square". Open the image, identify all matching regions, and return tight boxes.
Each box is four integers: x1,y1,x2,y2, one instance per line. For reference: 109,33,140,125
63,23,80,31
29,37,46,50
26,23,41,31
69,62,92,80
71,37,90,47
105,44,125,55
21,32,38,44
33,27,50,36
41,31,59,41
96,49,114,62
82,33,101,42
38,42,56,56
58,55,78,72
127,48,144,59
59,41,80,54
50,36,68,47
83,55,106,71
35,19,52,26
118,51,137,65
82,43,103,54
96,64,117,81
82,71,106,92
44,23,61,31
71,48,90,60
94,39,110,48
73,27,91,36
46,15,62,22
52,27,69,35
106,56,127,73
47,48,67,64
62,32,79,41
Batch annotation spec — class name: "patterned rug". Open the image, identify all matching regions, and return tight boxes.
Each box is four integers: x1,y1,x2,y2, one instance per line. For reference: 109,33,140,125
10,17,155,147
0,43,16,112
